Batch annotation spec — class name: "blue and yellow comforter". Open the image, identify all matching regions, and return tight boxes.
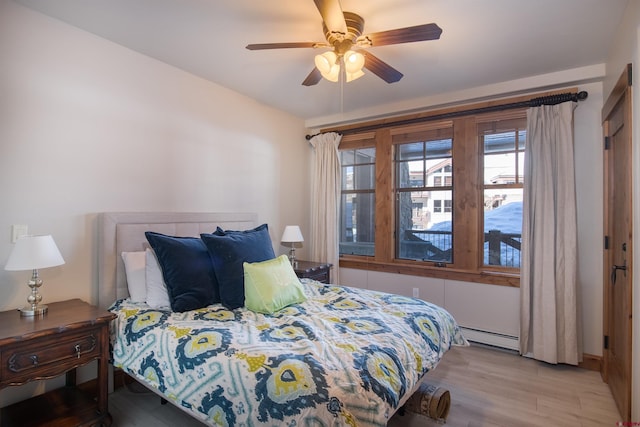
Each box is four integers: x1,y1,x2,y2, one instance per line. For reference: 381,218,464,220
109,280,467,426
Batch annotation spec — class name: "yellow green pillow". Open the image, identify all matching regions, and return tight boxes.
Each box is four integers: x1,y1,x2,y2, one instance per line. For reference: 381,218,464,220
243,255,307,314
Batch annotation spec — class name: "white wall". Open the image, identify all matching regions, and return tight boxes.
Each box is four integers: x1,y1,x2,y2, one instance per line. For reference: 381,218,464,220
574,81,606,357
0,0,309,406
604,0,640,420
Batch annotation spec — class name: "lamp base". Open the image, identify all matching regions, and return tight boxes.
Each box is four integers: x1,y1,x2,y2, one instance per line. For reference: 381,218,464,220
19,304,48,317
288,248,299,268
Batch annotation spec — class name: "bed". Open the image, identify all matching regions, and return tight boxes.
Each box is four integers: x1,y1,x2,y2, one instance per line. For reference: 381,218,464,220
98,212,467,426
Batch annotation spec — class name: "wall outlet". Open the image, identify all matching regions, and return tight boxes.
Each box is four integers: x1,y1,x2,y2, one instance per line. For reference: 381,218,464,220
11,225,28,243
412,287,419,298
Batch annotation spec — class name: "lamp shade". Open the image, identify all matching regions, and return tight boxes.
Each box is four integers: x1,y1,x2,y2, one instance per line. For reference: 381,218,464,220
344,50,365,74
5,235,65,271
281,226,304,244
314,51,340,82
346,69,365,82
314,51,337,74
344,50,365,82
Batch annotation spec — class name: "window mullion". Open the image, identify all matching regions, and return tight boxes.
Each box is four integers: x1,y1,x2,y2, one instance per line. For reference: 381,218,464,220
374,128,393,263
452,116,480,270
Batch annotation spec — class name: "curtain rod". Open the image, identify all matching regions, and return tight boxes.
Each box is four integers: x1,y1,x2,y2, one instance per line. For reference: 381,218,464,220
305,90,588,140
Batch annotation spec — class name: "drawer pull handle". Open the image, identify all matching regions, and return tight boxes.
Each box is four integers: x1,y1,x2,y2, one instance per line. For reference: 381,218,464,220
30,355,38,366
75,344,81,359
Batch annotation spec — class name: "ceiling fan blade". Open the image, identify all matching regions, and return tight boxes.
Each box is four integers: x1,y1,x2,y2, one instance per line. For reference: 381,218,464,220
364,52,403,83
360,23,442,47
246,42,320,50
313,0,347,35
302,68,322,86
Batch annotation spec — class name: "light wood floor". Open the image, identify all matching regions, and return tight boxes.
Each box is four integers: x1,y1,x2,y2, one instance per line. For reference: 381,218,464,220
109,344,622,427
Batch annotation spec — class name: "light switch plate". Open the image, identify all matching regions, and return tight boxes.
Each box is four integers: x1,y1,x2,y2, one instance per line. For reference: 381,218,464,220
11,225,28,243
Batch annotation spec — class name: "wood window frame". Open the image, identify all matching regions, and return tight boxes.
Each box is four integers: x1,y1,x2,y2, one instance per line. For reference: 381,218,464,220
479,114,526,272
339,143,377,256
327,90,575,288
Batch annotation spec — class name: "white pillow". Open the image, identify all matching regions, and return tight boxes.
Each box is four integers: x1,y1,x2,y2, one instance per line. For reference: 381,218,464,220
145,248,171,309
121,251,146,303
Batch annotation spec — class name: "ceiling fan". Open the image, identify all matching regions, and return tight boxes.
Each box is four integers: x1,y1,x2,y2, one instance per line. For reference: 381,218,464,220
246,0,442,86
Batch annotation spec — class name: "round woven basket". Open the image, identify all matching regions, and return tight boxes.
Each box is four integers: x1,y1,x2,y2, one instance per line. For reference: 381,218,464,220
404,382,451,422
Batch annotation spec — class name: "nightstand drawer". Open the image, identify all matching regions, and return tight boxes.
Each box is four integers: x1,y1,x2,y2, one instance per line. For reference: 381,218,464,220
1,328,100,384
293,261,332,284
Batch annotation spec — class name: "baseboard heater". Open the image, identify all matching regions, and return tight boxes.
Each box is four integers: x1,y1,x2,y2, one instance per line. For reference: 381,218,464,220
460,327,519,351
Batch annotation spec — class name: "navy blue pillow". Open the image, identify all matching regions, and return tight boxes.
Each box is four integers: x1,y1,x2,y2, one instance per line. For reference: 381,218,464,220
201,224,275,310
145,231,220,312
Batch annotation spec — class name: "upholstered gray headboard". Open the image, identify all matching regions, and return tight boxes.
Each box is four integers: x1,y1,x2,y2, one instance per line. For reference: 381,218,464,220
97,212,257,310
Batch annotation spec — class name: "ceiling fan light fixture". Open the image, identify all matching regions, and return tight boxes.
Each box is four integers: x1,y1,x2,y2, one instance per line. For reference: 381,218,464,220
345,69,365,82
314,51,340,82
343,50,365,74
314,51,338,74
322,65,340,82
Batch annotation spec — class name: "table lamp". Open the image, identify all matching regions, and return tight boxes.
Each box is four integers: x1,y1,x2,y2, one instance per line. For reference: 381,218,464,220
281,226,304,267
4,235,65,316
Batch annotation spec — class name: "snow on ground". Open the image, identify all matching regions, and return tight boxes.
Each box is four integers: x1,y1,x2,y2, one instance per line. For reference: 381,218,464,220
427,201,522,266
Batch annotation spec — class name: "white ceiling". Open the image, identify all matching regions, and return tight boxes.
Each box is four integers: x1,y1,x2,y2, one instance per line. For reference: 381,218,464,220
15,0,628,127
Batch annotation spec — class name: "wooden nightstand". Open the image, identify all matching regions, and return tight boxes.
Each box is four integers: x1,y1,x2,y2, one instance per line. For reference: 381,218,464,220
293,260,333,284
0,299,116,427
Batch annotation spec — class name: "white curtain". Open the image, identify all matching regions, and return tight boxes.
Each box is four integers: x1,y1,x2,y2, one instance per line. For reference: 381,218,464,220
309,132,342,283
520,101,581,365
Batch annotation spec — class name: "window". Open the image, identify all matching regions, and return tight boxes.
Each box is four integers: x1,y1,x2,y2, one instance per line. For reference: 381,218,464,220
394,126,453,263
331,92,547,287
339,146,375,256
480,118,526,268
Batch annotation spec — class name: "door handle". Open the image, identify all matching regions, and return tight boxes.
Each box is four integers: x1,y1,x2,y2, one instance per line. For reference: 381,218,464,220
611,261,627,285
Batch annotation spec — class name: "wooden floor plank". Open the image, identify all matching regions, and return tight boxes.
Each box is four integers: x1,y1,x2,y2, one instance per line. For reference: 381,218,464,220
108,344,622,426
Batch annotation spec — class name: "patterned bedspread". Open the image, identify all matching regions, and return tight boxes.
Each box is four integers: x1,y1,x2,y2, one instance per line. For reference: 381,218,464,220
109,279,467,426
